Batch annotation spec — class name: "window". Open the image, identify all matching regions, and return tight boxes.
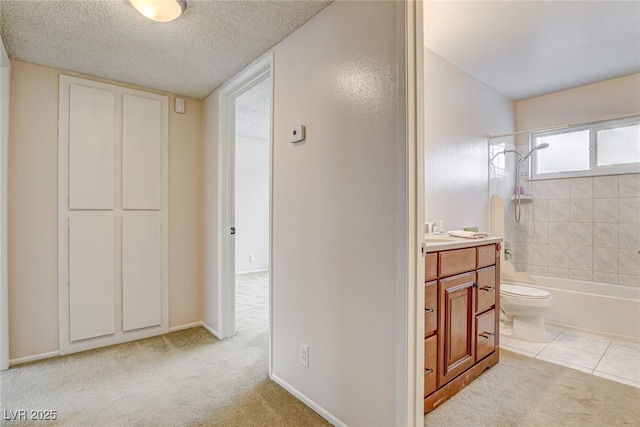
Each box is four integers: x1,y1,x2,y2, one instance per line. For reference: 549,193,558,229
531,116,640,179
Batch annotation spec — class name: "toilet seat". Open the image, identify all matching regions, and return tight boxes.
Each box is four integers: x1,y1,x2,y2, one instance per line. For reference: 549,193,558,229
501,283,550,299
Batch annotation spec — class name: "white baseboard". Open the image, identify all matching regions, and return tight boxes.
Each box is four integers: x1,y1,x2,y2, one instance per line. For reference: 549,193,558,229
269,373,347,427
10,350,60,367
201,321,223,339
169,322,204,333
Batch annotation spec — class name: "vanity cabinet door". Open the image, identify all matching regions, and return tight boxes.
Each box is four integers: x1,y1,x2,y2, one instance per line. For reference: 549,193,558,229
475,266,496,314
438,272,475,388
476,309,496,362
424,335,437,397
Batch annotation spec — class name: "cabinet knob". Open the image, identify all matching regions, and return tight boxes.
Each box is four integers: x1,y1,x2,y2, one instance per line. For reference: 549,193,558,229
479,331,495,339
424,368,433,375
480,286,495,292
425,308,434,313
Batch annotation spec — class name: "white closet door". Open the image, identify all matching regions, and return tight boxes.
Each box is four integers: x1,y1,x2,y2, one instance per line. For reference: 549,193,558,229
69,84,115,210
122,215,162,331
69,215,115,342
122,95,162,210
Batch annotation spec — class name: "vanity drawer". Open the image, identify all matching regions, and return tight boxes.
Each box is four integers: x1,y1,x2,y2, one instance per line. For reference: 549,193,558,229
424,281,437,335
424,334,437,397
439,248,476,277
425,253,438,281
477,244,496,268
476,309,496,362
475,266,496,314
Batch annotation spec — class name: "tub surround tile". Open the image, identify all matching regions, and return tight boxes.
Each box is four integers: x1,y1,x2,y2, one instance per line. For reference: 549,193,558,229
547,245,570,268
619,174,640,197
618,223,640,249
526,264,548,275
571,177,593,199
593,271,619,284
570,246,593,270
531,180,551,199
593,175,619,198
619,197,640,223
619,249,640,276
593,198,619,223
548,222,570,245
570,222,593,247
548,199,571,222
570,199,593,223
593,223,619,248
618,274,640,286
592,247,619,274
548,179,571,200
532,199,549,222
570,269,593,281
547,267,570,278
531,222,548,244
528,243,548,266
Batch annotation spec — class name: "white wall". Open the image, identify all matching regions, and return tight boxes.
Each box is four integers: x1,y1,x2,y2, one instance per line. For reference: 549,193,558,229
205,2,406,425
234,136,269,273
424,48,515,232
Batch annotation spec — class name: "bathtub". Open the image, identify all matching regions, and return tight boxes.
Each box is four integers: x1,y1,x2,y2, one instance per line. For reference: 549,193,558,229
517,275,640,342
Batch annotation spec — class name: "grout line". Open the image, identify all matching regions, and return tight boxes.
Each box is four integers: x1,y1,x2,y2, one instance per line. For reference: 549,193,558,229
593,340,614,372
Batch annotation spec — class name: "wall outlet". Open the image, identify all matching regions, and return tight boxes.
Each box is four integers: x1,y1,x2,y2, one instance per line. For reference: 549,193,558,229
249,254,255,262
299,343,309,367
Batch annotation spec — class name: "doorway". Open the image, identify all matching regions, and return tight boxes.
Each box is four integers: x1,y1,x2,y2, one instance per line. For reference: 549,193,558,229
214,55,273,378
233,77,271,336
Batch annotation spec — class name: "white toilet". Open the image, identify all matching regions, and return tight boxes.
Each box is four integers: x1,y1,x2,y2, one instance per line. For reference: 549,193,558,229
500,283,553,343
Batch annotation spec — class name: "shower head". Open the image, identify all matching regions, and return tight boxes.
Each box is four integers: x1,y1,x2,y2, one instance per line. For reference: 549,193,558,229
519,143,550,163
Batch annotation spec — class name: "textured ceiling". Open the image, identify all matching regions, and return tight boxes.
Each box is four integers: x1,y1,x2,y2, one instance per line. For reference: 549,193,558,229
0,0,331,99
424,1,640,101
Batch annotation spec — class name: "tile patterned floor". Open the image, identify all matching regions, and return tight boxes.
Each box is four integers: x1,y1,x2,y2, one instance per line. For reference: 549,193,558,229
500,322,640,388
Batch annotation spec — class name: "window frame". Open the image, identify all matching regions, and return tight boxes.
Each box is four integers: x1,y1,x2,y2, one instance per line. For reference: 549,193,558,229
530,116,640,180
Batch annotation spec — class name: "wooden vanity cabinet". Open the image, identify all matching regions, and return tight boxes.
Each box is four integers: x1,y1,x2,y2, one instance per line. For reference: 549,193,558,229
424,243,500,413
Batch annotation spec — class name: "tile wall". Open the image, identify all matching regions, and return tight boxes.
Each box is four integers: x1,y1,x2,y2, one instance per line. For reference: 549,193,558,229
507,173,640,285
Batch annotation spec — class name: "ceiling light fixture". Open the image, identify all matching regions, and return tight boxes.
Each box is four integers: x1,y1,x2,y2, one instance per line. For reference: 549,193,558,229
130,0,187,22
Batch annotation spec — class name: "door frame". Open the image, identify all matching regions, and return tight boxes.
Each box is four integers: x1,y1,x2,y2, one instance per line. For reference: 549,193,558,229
216,54,273,360
0,35,10,371
404,1,424,425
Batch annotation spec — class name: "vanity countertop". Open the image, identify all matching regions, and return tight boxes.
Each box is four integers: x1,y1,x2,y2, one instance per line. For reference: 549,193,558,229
424,234,502,252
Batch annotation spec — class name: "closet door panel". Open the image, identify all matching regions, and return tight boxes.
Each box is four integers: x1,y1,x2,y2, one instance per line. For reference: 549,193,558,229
122,95,162,210
122,215,162,331
68,84,115,210
69,215,115,341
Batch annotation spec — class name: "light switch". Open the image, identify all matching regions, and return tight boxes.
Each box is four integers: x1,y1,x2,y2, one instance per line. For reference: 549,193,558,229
175,97,185,114
289,124,305,143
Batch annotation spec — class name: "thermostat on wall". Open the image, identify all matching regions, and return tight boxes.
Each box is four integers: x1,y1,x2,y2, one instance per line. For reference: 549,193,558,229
175,97,185,114
289,124,305,143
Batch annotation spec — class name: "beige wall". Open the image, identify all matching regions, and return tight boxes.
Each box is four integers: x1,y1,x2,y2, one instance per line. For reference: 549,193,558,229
8,60,203,360
516,73,640,142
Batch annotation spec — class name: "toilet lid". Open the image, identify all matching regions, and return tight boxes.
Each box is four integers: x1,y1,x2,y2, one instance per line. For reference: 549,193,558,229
501,283,550,299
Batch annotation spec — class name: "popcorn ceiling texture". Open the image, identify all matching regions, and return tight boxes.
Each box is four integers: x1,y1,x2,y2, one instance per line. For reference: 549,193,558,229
0,0,331,99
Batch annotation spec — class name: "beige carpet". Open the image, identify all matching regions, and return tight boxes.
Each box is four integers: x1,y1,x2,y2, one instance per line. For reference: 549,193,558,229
0,272,329,426
2,273,639,426
425,348,640,426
